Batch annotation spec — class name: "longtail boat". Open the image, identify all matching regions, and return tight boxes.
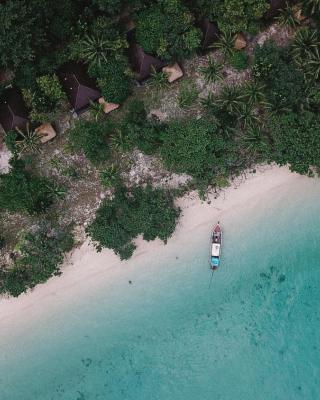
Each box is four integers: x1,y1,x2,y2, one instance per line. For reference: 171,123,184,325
210,222,222,270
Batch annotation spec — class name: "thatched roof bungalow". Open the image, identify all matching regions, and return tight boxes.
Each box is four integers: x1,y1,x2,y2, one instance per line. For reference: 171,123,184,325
128,43,167,82
198,18,219,49
0,88,29,134
58,62,101,114
264,0,287,19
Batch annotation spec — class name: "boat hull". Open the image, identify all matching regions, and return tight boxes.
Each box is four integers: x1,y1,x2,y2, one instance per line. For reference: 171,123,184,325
210,223,222,269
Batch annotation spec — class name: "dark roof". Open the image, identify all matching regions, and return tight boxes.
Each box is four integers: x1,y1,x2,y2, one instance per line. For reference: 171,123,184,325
58,62,101,113
264,0,287,19
129,43,167,82
198,18,219,49
0,88,29,133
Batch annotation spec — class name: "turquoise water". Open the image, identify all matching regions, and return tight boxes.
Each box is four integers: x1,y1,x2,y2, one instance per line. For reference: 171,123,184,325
1,179,320,400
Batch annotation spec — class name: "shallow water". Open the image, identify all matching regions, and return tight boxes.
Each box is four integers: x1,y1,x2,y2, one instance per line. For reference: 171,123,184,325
1,179,320,400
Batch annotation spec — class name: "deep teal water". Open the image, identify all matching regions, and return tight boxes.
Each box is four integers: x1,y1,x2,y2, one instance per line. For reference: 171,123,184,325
1,179,320,400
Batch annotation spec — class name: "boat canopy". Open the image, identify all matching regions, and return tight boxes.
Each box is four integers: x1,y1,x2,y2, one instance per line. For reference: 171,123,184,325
211,243,221,257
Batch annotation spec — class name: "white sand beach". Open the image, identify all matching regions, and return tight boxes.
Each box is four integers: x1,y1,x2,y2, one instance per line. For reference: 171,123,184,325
0,165,310,331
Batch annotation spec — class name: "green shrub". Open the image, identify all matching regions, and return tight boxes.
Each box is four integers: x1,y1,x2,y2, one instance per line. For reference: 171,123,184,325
22,74,65,123
199,57,223,83
160,118,235,179
268,111,320,174
68,119,114,164
178,80,199,108
86,185,180,259
0,225,74,297
229,51,249,70
99,164,120,187
253,41,307,111
188,0,269,33
89,56,132,104
117,99,163,154
135,0,201,61
0,159,56,214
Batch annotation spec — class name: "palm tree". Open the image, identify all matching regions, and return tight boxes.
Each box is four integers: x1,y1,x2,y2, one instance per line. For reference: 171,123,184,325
89,100,105,121
15,124,42,156
292,28,320,62
236,105,260,128
241,126,268,155
212,31,235,59
79,34,110,66
110,128,132,152
275,2,301,27
243,82,269,108
303,0,320,15
199,57,223,83
305,47,320,80
149,66,169,90
47,182,67,200
215,86,245,114
201,92,215,109
100,164,120,188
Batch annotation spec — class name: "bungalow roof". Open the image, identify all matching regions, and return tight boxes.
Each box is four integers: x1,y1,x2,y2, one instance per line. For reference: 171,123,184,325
129,43,167,82
198,18,219,49
58,62,101,113
0,88,29,134
264,0,287,19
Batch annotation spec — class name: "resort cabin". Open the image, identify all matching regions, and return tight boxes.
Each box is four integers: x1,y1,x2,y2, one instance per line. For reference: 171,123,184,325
198,18,219,50
264,0,287,19
128,42,167,82
0,88,29,144
58,62,101,115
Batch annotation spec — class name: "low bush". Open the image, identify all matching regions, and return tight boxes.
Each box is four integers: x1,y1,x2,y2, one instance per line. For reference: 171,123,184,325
178,80,199,108
22,74,65,123
160,118,236,180
135,0,201,61
68,119,114,164
253,41,307,111
229,51,249,70
86,185,180,259
0,225,74,297
118,100,163,154
88,56,132,104
0,158,57,214
268,111,320,174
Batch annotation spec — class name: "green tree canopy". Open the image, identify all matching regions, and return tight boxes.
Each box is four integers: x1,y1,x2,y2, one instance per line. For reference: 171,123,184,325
0,159,56,214
253,41,307,111
68,119,115,164
135,0,202,61
159,118,235,180
268,111,320,174
87,185,180,259
187,0,269,33
0,225,74,297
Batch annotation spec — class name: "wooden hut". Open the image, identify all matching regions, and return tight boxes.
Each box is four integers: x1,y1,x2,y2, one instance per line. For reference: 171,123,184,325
58,62,101,114
0,88,29,134
198,18,219,49
264,0,287,19
129,43,167,82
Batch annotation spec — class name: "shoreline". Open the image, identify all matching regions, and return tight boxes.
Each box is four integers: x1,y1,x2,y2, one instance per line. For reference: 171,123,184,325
0,165,310,331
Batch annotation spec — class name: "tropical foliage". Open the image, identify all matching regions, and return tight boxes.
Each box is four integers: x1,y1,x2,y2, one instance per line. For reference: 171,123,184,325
0,159,56,214
0,225,74,297
135,0,201,61
188,0,269,33
68,119,114,164
268,111,320,174
200,57,223,83
86,185,180,259
159,118,236,181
